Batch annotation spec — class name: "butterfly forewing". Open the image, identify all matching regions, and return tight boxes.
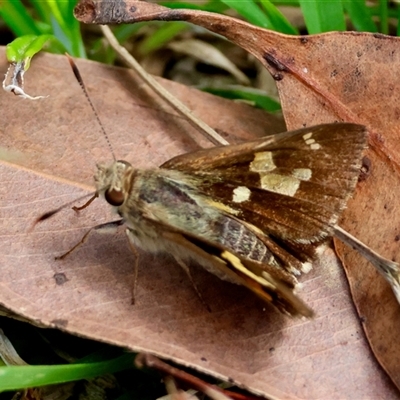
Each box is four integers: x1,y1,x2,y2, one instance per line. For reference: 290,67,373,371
162,123,367,243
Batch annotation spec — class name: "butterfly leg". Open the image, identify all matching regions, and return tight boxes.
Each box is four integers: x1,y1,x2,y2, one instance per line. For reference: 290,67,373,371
72,193,98,211
173,256,211,312
125,229,140,305
56,219,124,260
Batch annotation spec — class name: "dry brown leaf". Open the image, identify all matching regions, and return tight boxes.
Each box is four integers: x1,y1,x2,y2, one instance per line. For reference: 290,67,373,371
73,0,400,393
0,49,397,398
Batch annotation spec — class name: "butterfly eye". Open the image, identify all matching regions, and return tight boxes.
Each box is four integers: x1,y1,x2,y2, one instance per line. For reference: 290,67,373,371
105,188,125,206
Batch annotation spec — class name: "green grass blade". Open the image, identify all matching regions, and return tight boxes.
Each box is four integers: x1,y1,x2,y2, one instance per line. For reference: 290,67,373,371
162,1,229,13
259,0,298,34
46,0,86,57
200,85,281,112
49,14,85,57
397,5,400,36
0,0,41,36
0,354,135,391
343,1,377,32
139,22,189,55
205,0,231,13
379,0,388,34
220,0,273,29
6,35,55,69
113,23,146,43
299,0,346,33
45,1,67,31
29,0,51,25
271,1,300,5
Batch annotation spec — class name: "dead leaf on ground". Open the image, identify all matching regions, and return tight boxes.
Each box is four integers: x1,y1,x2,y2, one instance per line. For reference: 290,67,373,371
0,49,397,399
74,0,400,394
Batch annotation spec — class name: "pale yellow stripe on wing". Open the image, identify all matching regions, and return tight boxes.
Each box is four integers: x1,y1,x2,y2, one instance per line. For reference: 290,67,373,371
221,251,276,289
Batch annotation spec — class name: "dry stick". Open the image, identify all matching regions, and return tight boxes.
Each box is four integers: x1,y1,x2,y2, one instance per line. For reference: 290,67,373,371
135,353,261,400
164,376,198,400
100,25,229,146
100,26,400,302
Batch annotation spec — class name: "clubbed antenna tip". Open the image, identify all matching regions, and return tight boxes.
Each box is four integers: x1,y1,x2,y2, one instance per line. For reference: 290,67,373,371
65,53,116,161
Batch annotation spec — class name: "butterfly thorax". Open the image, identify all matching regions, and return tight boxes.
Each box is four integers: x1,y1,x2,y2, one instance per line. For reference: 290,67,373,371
94,161,279,271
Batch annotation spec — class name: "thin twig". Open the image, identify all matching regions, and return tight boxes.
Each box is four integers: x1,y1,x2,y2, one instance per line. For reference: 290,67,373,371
100,25,229,146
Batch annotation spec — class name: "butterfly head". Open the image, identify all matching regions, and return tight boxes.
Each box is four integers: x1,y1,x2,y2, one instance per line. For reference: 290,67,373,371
95,160,134,207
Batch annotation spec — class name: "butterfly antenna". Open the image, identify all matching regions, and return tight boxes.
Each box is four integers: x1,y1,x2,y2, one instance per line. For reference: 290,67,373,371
66,54,116,161
334,225,400,305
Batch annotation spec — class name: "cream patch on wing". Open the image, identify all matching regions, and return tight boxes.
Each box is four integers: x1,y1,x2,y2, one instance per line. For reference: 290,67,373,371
232,186,251,203
302,132,321,150
250,151,306,196
260,174,300,196
250,151,276,172
292,168,312,181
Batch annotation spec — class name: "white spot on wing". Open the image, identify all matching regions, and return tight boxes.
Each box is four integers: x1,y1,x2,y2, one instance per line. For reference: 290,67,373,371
250,151,276,172
292,168,312,181
316,244,328,256
260,174,300,196
232,186,251,203
303,132,321,150
301,262,313,273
